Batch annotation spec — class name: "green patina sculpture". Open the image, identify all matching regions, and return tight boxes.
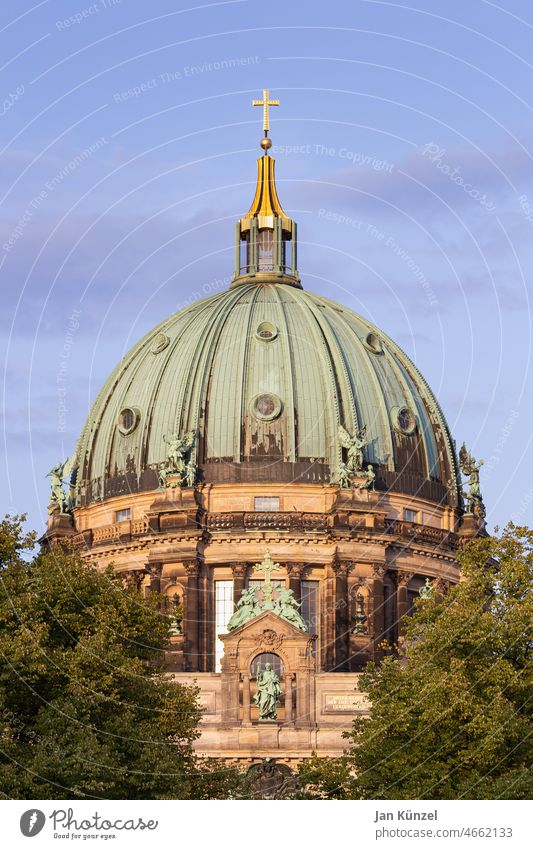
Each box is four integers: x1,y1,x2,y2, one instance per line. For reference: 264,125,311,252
336,423,372,487
274,586,307,630
352,592,368,634
355,463,376,491
334,461,351,489
338,423,369,473
254,662,281,721
46,454,78,514
226,551,308,632
226,587,260,630
167,592,183,636
459,443,486,520
418,577,434,599
159,430,197,488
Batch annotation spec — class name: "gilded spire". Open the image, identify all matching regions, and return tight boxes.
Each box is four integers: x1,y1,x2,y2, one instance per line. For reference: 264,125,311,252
231,89,300,288
243,89,289,225
243,155,289,223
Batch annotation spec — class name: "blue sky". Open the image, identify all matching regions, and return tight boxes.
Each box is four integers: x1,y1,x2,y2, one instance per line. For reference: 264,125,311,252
1,0,532,534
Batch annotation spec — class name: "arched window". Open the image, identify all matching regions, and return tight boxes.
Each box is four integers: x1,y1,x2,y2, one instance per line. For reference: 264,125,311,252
250,652,283,678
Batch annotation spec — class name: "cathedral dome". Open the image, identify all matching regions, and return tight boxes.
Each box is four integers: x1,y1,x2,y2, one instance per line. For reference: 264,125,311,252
72,97,460,512
75,280,459,508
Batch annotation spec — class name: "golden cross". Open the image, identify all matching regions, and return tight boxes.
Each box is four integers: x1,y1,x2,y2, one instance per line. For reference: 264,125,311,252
252,89,280,134
253,550,278,603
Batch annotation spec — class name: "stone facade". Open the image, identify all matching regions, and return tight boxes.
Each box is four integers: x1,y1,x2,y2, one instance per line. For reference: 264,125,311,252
43,477,481,763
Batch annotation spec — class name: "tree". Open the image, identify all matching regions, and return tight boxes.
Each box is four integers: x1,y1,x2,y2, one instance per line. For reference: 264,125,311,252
299,524,533,800
0,515,237,799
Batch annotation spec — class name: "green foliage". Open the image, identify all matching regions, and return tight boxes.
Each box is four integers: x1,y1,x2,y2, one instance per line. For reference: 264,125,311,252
299,524,533,800
0,516,236,799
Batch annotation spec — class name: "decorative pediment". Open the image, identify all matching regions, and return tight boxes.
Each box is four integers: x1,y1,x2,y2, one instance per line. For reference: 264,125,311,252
219,609,315,679
225,608,311,640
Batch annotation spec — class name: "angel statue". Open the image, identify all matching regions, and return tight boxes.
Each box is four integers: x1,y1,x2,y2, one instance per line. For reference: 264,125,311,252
355,463,376,491
163,430,196,474
184,459,197,488
160,429,197,486
459,443,486,519
46,453,78,514
338,424,369,474
227,587,260,631
334,461,352,489
274,587,308,631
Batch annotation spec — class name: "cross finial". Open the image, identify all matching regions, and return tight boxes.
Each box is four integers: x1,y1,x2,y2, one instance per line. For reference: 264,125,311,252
252,89,280,135
253,550,278,604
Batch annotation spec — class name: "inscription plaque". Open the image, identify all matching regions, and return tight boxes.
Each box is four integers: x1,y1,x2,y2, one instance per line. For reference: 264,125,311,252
323,692,370,713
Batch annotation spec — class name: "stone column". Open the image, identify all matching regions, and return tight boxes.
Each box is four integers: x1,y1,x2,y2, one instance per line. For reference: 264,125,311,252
370,563,387,660
231,562,247,607
184,560,199,672
324,562,336,670
286,563,303,602
242,673,251,725
145,563,162,595
295,670,310,726
396,571,414,638
334,561,351,671
284,674,293,724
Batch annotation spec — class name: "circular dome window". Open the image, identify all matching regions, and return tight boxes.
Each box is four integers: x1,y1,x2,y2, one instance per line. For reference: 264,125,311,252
255,321,278,342
364,332,383,354
394,406,417,435
251,393,282,421
118,407,140,435
150,332,170,354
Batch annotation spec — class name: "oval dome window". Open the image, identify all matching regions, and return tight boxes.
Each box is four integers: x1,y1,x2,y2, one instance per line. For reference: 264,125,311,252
255,321,278,342
251,393,282,421
118,407,140,435
364,332,383,354
150,332,170,354
394,406,417,435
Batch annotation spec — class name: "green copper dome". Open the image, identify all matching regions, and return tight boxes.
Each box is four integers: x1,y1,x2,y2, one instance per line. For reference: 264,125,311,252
74,282,459,508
